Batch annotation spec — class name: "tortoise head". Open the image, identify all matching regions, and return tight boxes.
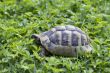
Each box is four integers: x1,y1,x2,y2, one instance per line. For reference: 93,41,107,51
31,34,41,45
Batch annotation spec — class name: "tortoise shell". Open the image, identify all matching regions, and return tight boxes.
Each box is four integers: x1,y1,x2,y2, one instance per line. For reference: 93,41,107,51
34,25,93,56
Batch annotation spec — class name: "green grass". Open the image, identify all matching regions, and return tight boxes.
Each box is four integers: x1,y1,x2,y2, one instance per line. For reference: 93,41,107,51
0,0,110,73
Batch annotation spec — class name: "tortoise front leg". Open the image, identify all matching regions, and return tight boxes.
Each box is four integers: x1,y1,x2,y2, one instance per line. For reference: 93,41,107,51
40,47,52,57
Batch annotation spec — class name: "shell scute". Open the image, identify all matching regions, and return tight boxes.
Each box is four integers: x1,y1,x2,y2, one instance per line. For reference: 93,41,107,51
71,31,79,46
55,26,66,31
61,30,71,46
65,25,76,31
49,31,61,45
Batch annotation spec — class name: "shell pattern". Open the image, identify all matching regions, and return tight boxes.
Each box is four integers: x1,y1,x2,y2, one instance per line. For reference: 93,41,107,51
39,25,92,56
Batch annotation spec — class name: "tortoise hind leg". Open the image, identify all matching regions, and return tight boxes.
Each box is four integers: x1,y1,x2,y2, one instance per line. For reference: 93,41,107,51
40,47,52,57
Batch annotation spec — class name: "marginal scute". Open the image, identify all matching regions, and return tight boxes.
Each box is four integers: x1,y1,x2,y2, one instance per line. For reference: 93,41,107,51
80,45,92,53
50,46,77,56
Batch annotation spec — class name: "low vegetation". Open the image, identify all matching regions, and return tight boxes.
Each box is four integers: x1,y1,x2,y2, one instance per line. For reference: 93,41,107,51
0,0,110,73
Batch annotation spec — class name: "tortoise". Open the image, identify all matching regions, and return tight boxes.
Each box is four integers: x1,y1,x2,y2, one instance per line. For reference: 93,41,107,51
31,25,93,57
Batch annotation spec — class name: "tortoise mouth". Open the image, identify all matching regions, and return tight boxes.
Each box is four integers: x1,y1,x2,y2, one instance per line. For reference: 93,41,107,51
32,39,42,47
